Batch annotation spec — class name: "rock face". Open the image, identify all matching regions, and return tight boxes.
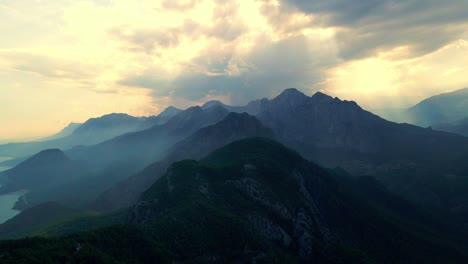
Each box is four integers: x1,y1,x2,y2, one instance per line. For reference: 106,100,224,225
252,88,382,154
94,88,468,219
128,139,332,261
156,106,182,120
228,89,468,176
128,138,466,263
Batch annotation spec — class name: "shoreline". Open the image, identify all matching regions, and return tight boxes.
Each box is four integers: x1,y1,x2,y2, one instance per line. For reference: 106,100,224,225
0,190,27,224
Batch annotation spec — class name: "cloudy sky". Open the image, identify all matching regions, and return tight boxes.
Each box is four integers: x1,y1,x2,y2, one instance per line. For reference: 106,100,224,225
1,0,468,141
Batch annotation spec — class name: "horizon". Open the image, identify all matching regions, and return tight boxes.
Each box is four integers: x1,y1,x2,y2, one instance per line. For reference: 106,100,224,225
1,85,467,143
2,1,468,141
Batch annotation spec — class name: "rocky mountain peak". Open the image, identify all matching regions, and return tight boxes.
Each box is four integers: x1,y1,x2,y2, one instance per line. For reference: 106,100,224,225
310,91,335,103
159,106,182,117
271,88,308,108
29,149,69,163
216,112,267,130
202,100,225,109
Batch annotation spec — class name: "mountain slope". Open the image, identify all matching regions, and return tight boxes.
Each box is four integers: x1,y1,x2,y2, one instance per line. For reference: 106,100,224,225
0,149,89,194
94,88,468,217
239,89,468,221
67,105,230,167
165,112,274,161
0,202,127,240
406,87,468,126
129,138,466,263
0,202,77,239
0,110,180,159
243,89,468,172
93,112,273,211
40,123,82,141
1,138,466,263
433,116,468,136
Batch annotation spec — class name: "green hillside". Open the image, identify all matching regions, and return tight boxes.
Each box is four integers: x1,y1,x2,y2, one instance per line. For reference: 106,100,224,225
0,138,466,263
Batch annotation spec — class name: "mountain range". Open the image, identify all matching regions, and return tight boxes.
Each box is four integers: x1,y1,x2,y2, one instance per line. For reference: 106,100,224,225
406,87,468,127
1,138,466,263
0,107,182,160
1,88,468,263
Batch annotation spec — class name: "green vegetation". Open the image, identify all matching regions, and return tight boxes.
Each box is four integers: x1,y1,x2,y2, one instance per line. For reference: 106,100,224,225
1,138,467,263
0,203,127,240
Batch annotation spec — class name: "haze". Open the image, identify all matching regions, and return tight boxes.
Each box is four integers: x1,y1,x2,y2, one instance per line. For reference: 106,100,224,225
1,0,468,141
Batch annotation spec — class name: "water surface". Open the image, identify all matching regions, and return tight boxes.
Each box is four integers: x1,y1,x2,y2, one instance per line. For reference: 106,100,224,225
0,156,23,224
0,191,26,224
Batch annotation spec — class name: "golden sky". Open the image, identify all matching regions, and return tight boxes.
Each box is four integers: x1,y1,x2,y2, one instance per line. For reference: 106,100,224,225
1,0,468,141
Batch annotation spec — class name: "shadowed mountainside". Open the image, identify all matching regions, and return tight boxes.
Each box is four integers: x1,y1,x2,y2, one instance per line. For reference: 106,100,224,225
0,108,181,159
0,149,90,195
93,112,274,211
406,87,468,127
1,138,465,263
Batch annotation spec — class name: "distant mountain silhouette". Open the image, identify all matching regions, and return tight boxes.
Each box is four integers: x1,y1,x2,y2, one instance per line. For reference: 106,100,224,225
2,106,229,211
406,87,468,127
227,89,468,215
237,89,468,172
93,112,273,211
0,109,181,159
165,112,274,161
0,149,89,194
433,116,468,136
40,123,82,141
3,89,468,263
156,106,183,120
68,105,230,167
92,88,468,217
5,88,468,229
201,100,246,112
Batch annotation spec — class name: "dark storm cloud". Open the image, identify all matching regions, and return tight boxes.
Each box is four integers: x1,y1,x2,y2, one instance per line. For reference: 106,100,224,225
121,35,337,104
282,0,468,59
108,20,201,53
118,0,468,106
109,15,245,54
118,74,170,90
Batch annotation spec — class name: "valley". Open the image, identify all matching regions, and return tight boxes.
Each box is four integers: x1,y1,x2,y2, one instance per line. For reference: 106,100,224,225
2,2,468,262
0,88,468,263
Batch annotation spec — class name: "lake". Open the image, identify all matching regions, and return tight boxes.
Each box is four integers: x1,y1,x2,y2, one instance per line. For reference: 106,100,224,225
0,156,23,224
0,190,26,224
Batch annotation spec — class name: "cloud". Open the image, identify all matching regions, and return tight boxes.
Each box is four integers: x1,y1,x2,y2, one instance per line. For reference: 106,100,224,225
118,74,170,91
108,2,247,55
282,0,468,59
121,34,338,104
2,0,468,140
324,39,468,109
108,20,202,54
161,0,203,11
0,51,97,80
